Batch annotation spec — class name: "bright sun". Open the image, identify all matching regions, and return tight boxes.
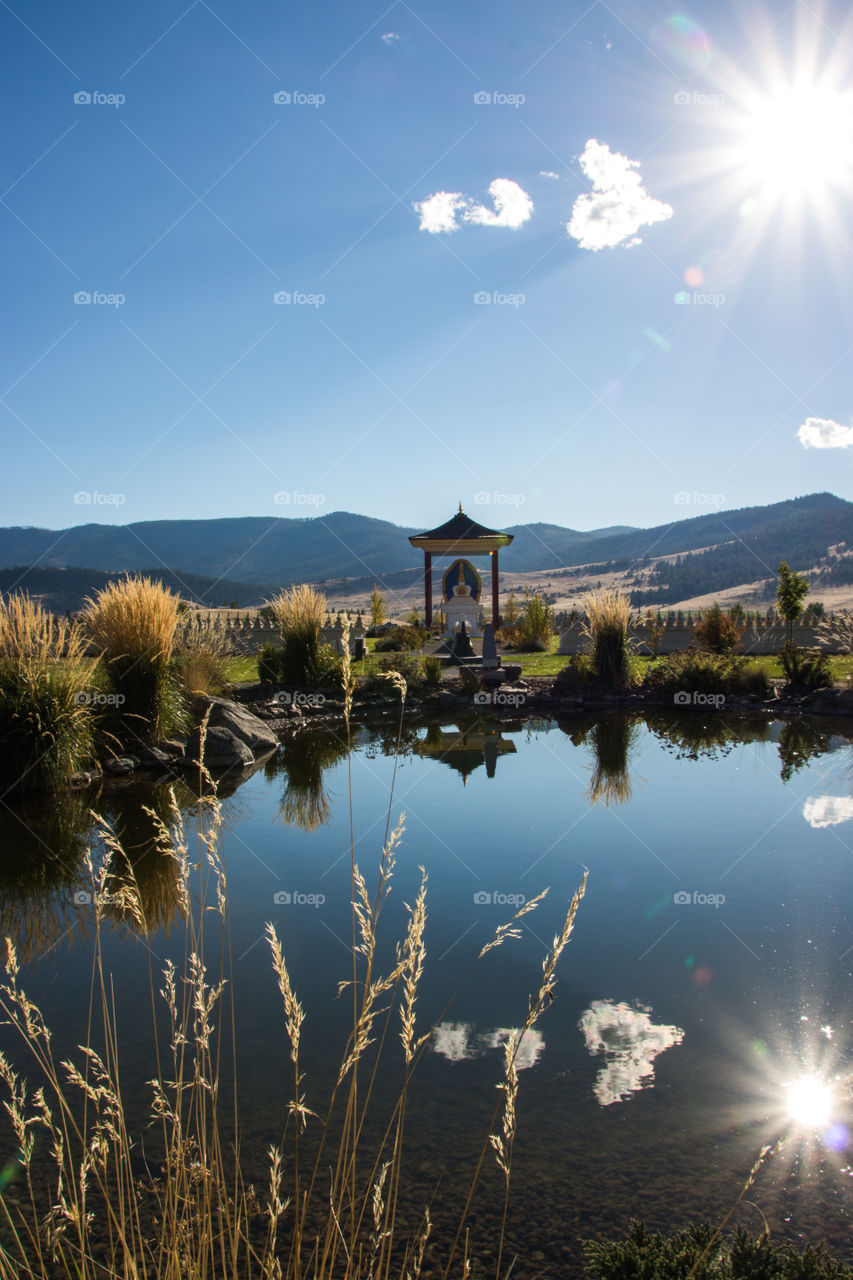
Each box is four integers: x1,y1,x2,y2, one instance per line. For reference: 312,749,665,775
735,83,853,203
785,1075,835,1128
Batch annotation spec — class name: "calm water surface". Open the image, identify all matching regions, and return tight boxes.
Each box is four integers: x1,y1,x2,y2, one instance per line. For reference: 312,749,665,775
3,712,853,1273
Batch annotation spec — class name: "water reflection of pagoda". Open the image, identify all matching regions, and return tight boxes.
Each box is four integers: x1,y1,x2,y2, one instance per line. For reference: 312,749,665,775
416,721,517,783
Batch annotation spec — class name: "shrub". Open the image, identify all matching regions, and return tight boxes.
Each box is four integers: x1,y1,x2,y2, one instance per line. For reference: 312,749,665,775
172,613,231,696
583,1218,853,1280
422,653,443,684
257,641,284,684
554,653,593,692
693,602,742,654
83,575,186,743
361,652,424,694
458,665,482,695
582,590,635,687
780,643,833,691
498,590,554,652
646,650,769,698
374,624,429,653
306,641,344,690
0,593,97,792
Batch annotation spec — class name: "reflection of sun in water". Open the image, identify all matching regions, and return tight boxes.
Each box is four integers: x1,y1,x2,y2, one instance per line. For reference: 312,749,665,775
785,1075,835,1129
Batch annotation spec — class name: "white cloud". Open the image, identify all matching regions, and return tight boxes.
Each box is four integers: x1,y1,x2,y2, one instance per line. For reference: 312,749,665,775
797,417,853,449
381,31,401,46
414,179,533,233
414,191,469,233
567,139,673,250
803,795,853,828
578,999,684,1106
463,178,533,228
539,170,560,180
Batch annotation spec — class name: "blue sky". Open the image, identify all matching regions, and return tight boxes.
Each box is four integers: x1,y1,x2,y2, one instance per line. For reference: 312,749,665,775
3,0,853,535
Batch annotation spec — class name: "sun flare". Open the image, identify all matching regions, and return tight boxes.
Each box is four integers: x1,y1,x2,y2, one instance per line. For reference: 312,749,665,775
734,82,853,204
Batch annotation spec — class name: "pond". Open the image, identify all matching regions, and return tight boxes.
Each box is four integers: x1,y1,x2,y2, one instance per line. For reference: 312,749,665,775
2,711,853,1275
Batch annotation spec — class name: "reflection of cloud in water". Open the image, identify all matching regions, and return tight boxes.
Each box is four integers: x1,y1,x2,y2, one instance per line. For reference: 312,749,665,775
432,1022,475,1063
579,1000,684,1106
431,1022,543,1069
483,1027,545,1070
803,796,853,828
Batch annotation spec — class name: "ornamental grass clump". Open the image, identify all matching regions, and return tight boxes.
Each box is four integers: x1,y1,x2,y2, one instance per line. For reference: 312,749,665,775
83,575,185,743
267,583,328,684
581,589,636,687
0,592,97,793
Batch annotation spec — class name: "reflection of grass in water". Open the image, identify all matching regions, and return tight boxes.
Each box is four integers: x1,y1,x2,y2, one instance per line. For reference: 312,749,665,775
587,715,638,807
0,788,93,961
98,786,189,936
269,730,351,832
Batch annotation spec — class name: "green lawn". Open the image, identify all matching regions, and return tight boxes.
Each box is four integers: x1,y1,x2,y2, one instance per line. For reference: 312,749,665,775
225,645,853,688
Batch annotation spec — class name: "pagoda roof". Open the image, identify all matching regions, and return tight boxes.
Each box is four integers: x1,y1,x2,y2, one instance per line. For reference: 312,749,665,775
409,505,513,553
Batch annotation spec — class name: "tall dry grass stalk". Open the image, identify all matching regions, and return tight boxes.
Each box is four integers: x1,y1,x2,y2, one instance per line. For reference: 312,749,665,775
581,589,636,688
0,667,589,1279
83,575,184,741
0,593,97,792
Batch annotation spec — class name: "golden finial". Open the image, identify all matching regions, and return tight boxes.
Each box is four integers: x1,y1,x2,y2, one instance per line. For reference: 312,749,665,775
458,500,463,514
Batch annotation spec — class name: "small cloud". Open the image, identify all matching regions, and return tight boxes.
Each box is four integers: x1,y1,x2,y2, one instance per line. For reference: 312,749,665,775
414,178,533,233
463,178,533,229
803,796,853,828
414,190,469,233
539,170,560,180
567,139,673,250
797,416,853,449
381,31,401,46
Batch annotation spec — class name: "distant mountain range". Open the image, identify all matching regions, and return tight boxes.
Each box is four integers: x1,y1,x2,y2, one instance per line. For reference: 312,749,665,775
1,493,851,611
